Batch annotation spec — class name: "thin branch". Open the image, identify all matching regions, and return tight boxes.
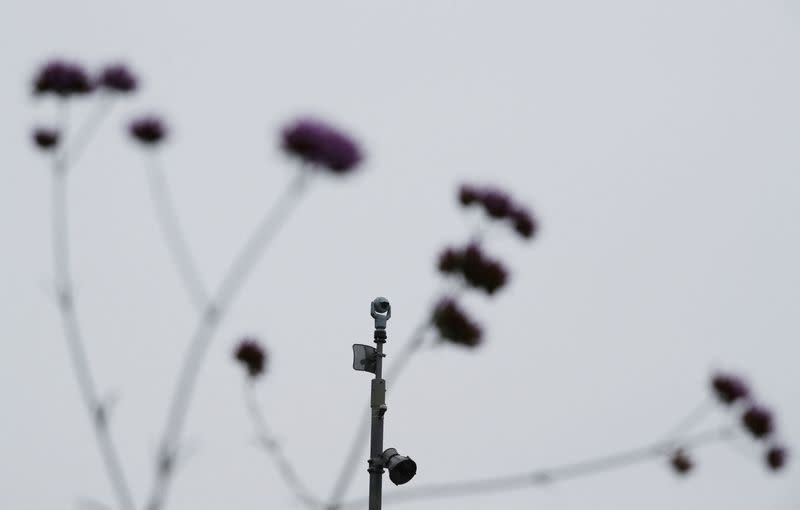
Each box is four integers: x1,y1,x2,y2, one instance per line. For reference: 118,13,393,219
244,381,322,509
336,426,737,509
144,155,208,310
65,93,115,170
50,103,136,510
662,398,715,440
145,170,311,510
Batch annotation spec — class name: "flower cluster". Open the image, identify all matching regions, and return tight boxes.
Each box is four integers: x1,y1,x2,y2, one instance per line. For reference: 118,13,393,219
33,60,93,97
432,299,482,347
711,373,750,404
431,184,538,347
709,372,788,472
98,64,138,93
31,59,140,154
438,244,508,295
459,184,537,240
129,116,167,146
234,338,268,379
32,127,60,151
670,449,693,475
33,59,139,97
282,118,362,174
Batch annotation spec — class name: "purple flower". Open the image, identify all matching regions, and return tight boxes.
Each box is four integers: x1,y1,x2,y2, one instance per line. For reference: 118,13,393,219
480,189,513,219
437,244,509,295
766,446,788,472
711,372,750,405
282,118,362,174
432,298,482,348
510,207,537,240
33,59,93,97
461,244,508,295
458,184,480,206
234,338,267,378
129,115,167,145
32,127,59,150
457,183,538,239
437,248,462,274
98,64,137,93
670,449,693,475
742,405,774,439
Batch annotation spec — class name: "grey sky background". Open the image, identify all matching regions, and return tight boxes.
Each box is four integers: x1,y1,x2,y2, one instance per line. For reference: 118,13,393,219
1,1,799,509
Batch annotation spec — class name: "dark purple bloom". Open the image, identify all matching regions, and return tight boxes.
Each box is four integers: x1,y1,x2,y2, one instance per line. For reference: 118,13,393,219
32,127,59,150
438,248,462,274
742,405,774,439
282,118,362,174
234,338,267,378
670,449,693,475
510,207,537,240
480,189,513,219
457,183,538,239
711,372,750,405
766,446,788,471
129,115,167,145
437,244,509,295
33,59,93,97
98,64,137,93
460,244,508,295
458,184,480,206
432,298,482,348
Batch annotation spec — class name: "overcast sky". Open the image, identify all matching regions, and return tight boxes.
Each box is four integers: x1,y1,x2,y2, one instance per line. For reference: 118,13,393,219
1,1,799,509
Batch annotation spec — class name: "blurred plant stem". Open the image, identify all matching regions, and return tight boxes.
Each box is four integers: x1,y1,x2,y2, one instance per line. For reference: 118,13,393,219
144,155,209,310
50,101,136,510
145,170,310,510
336,425,737,509
244,380,322,509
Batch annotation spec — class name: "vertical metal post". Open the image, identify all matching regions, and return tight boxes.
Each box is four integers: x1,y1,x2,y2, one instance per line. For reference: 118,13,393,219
368,298,390,510
368,332,385,510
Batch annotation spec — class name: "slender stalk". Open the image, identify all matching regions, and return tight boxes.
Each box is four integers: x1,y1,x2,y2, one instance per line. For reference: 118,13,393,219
145,155,208,310
145,171,310,510
65,93,114,169
662,398,714,440
336,426,737,509
244,381,322,509
51,155,136,510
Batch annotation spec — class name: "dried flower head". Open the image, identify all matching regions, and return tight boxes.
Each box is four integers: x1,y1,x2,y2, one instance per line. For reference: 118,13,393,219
98,64,137,93
670,449,693,475
437,244,509,295
33,59,93,97
432,298,482,347
32,127,59,150
711,372,750,405
766,446,788,472
742,405,774,439
438,248,462,274
510,207,537,240
480,189,513,219
458,184,480,206
461,244,508,294
234,338,267,378
282,118,362,174
457,183,537,240
129,115,167,146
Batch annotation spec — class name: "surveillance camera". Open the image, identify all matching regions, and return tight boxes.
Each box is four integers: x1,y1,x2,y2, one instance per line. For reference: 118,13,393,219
381,448,417,485
371,297,392,329
372,297,390,314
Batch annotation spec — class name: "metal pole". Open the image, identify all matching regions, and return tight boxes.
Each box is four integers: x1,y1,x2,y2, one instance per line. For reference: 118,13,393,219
368,299,389,510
